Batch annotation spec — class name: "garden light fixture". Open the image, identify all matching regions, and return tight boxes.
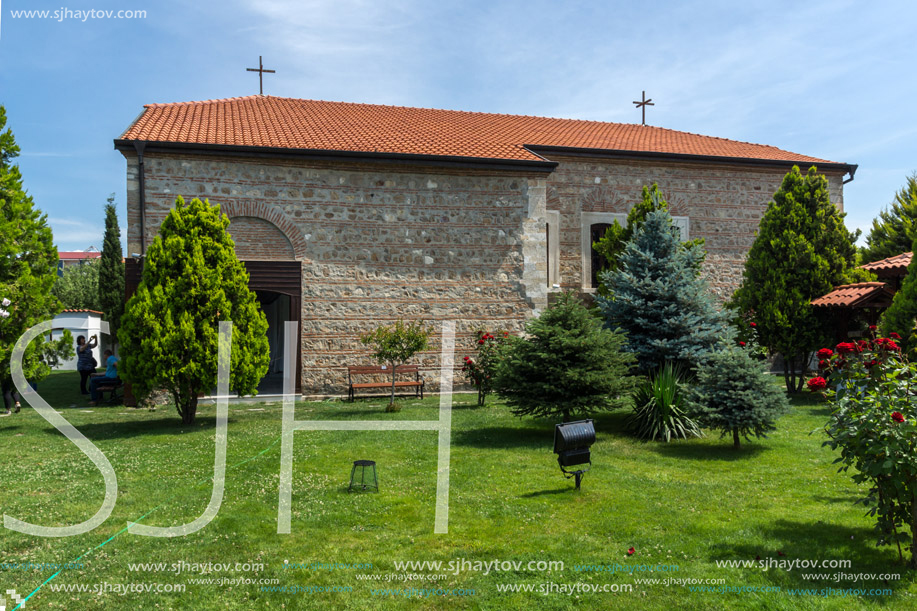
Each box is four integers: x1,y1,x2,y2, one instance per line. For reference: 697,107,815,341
553,419,595,490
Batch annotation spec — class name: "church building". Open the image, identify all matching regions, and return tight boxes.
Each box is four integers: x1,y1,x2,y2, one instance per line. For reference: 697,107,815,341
115,95,856,395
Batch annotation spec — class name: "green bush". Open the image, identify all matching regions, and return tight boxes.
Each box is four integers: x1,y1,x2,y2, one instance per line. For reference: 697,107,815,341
627,362,702,442
493,291,637,422
360,319,431,409
685,347,790,448
461,330,507,406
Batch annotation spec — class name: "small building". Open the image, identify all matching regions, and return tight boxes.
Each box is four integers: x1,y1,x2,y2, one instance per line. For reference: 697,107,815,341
57,248,101,277
50,309,107,370
811,252,911,341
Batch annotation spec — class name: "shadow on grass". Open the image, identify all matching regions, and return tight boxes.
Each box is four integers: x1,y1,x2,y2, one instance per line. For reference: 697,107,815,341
648,441,770,461
453,425,552,449
521,487,575,498
39,415,224,440
708,519,908,591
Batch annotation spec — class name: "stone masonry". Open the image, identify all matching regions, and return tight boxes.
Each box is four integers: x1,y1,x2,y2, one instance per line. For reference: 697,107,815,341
122,151,846,394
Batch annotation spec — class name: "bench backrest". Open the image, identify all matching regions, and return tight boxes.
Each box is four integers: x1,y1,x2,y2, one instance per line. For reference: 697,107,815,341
348,365,420,376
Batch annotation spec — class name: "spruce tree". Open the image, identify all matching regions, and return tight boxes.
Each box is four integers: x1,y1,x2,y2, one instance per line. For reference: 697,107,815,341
98,195,125,346
118,197,270,424
729,165,868,393
861,174,917,264
685,346,790,448
596,208,732,374
592,184,705,282
880,234,917,354
493,291,636,422
0,105,73,393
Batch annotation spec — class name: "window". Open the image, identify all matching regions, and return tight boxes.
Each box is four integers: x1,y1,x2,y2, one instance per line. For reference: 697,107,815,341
580,212,626,291
545,211,560,288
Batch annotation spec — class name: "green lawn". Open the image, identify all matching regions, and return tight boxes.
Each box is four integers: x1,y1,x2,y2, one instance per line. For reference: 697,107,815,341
1,370,915,610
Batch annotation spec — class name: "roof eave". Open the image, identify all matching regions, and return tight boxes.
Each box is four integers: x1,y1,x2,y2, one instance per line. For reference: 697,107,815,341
525,144,857,176
113,139,559,174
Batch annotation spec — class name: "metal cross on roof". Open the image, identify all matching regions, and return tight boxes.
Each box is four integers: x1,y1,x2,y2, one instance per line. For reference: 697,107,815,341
246,56,276,95
632,90,654,126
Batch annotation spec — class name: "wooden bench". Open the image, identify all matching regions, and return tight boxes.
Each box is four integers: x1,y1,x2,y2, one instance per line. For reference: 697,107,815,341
90,374,123,404
347,365,424,402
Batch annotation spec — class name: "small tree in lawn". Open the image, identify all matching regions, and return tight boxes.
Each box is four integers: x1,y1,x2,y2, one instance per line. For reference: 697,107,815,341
597,208,732,374
51,259,101,311
360,319,431,410
98,195,125,347
493,291,637,422
729,165,869,393
685,346,790,448
118,197,270,425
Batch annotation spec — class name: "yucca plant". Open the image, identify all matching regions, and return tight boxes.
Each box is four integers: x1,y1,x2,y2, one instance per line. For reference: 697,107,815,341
627,362,703,442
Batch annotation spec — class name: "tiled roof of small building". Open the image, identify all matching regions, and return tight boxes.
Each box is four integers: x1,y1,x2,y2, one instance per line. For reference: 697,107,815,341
58,251,101,260
59,309,104,315
118,95,844,166
810,282,895,308
860,252,912,277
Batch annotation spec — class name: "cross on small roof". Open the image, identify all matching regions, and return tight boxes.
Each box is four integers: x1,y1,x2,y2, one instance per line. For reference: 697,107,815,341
632,90,654,126
246,56,276,95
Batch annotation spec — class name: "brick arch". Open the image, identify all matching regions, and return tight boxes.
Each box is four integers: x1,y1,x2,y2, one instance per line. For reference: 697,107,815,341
218,200,307,260
581,186,628,213
546,185,561,210
667,194,689,217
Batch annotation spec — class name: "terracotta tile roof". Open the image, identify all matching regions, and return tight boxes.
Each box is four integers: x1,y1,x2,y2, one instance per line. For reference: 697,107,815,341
118,95,843,166
59,309,104,315
811,282,895,308
860,252,912,277
58,252,101,260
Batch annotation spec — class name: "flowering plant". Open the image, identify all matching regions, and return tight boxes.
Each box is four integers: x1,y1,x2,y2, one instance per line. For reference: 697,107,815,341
462,330,508,406
0,297,10,319
818,329,917,567
733,310,767,359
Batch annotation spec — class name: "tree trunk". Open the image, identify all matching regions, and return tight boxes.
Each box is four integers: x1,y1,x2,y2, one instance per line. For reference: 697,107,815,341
733,428,740,448
478,388,484,406
783,358,792,393
182,394,198,425
563,409,570,423
389,362,396,407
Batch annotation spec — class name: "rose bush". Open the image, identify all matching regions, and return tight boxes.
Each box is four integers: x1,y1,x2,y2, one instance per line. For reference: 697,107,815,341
818,331,917,567
462,330,507,406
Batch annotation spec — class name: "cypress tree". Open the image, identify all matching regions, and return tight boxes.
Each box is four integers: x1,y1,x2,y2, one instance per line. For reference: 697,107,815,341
98,195,124,346
861,174,917,264
729,165,868,393
596,208,732,374
879,234,917,354
118,197,270,424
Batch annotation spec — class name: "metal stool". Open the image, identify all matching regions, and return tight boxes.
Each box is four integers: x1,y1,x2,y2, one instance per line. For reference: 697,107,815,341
348,460,378,492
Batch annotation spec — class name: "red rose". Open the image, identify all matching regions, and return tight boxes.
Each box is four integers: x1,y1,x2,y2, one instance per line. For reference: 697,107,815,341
478,339,485,345
739,341,746,347
890,332,902,340
817,348,834,359
892,412,905,423
857,340,869,352
463,356,470,362
503,332,509,337
807,377,827,392
836,342,856,355
869,325,878,331
627,547,635,556
750,322,757,327
818,360,828,370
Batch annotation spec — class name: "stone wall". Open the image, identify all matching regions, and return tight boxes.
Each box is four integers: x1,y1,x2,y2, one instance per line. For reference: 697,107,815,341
544,156,846,302
122,152,548,394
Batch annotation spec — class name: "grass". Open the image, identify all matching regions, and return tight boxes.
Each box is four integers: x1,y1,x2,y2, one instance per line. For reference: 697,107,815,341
0,371,916,609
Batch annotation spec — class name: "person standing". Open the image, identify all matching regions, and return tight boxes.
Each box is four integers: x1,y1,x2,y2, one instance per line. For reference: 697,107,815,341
76,335,98,395
2,380,20,415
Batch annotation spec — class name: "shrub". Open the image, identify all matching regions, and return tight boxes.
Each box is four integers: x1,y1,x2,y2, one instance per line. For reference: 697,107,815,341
685,346,790,448
818,332,917,567
627,362,702,442
493,291,637,422
461,330,507,406
360,319,432,409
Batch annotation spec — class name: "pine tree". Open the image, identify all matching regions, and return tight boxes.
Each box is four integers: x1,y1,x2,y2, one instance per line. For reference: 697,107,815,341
596,208,732,374
861,174,917,264
98,195,124,346
592,184,705,282
880,234,917,354
118,197,270,424
0,105,73,393
493,291,636,422
685,346,790,448
729,165,868,393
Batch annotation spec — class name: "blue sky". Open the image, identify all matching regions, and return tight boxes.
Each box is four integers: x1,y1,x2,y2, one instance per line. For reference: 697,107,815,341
0,0,914,252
